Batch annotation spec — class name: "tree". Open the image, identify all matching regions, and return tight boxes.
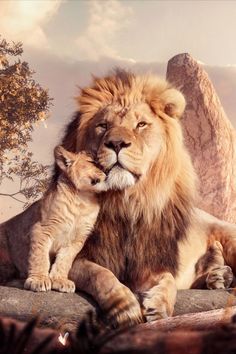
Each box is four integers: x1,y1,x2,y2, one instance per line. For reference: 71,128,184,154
0,37,52,206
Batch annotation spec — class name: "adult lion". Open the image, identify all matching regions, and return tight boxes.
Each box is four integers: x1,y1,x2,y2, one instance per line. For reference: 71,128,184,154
1,70,236,326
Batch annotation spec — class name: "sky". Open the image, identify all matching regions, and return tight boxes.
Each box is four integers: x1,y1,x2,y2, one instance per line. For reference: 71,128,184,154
1,0,236,221
2,0,236,65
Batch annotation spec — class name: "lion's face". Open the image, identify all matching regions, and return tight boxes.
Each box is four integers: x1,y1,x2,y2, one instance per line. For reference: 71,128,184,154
80,102,165,190
76,71,186,191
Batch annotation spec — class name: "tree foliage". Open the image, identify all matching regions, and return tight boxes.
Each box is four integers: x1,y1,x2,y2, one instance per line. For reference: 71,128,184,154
0,37,52,206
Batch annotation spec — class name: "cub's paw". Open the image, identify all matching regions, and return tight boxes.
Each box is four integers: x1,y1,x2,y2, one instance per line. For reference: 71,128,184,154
24,275,51,292
206,265,233,289
104,285,143,328
50,277,76,293
141,286,173,322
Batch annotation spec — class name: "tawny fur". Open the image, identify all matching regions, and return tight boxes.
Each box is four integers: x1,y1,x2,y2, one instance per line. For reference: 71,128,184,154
191,240,234,289
24,147,106,293
1,70,236,325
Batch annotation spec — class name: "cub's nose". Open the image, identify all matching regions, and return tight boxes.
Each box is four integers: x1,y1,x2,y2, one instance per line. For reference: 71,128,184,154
104,139,131,154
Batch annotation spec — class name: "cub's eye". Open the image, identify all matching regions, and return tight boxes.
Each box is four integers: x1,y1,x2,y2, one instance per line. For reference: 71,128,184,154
136,121,147,128
91,178,100,185
97,123,107,130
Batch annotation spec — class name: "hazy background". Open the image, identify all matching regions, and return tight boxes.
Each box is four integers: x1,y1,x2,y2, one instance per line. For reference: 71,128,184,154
1,0,236,221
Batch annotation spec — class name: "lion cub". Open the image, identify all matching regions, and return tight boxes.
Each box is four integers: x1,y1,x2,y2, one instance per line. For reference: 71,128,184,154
24,146,106,293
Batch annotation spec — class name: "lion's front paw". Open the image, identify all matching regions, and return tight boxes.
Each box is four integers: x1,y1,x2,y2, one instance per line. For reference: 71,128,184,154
141,286,173,322
104,285,143,328
24,275,51,292
206,265,233,289
50,277,75,293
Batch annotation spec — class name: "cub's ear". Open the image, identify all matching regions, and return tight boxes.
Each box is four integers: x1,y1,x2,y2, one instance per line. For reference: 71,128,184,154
54,145,76,171
159,88,186,119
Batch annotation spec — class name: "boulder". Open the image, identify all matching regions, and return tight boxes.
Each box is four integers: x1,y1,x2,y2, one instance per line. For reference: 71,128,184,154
167,53,236,223
0,285,235,331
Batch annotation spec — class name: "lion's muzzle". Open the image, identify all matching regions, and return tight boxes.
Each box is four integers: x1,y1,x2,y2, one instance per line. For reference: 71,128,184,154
96,127,144,190
104,139,131,155
103,127,132,155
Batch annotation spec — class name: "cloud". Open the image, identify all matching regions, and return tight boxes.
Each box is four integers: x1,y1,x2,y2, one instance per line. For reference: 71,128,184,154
76,0,133,60
0,0,63,48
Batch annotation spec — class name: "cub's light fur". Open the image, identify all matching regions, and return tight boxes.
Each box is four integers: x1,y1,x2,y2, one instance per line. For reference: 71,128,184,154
24,146,106,293
1,70,236,326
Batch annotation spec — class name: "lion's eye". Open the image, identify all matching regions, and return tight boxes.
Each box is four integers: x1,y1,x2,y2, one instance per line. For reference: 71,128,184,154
97,123,107,130
137,121,147,128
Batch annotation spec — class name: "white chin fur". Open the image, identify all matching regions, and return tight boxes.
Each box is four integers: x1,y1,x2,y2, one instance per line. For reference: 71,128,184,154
105,166,136,190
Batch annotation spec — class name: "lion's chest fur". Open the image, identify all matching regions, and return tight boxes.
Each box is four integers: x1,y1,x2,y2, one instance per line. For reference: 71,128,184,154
80,192,191,291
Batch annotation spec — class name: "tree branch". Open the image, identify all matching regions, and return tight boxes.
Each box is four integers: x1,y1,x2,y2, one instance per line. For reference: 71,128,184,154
0,192,25,203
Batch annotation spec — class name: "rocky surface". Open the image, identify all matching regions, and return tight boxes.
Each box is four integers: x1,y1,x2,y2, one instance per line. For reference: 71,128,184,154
0,285,95,332
167,53,236,223
0,285,235,331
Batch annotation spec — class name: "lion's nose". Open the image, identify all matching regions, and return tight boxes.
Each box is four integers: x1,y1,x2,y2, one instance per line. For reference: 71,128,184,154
104,139,131,154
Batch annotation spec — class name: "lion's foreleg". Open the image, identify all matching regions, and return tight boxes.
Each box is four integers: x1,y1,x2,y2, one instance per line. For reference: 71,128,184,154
69,258,143,327
141,272,177,322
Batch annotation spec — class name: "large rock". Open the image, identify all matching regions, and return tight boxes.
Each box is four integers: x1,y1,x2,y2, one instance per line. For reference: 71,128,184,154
0,285,235,331
167,53,236,223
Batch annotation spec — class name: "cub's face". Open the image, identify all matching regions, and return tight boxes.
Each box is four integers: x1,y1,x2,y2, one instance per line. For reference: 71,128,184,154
68,152,107,192
54,147,106,192
79,102,166,190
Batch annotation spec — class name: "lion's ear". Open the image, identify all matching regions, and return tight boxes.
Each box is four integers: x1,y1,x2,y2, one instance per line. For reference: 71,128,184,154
54,145,76,171
159,88,186,119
